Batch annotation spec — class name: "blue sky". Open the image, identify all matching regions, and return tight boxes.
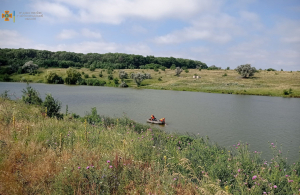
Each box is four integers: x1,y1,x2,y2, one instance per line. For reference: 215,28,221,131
1,0,299,70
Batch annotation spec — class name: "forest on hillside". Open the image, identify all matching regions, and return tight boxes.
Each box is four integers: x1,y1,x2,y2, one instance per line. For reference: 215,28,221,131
0,48,208,74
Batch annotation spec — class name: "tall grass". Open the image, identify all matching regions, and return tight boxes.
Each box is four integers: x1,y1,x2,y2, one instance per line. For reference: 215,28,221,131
0,98,299,194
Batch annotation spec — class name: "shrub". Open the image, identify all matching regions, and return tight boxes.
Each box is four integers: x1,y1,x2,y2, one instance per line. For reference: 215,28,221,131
92,74,96,78
99,71,103,77
89,65,96,71
207,65,221,70
281,69,283,71
199,68,201,71
2,74,10,81
226,67,230,70
185,69,189,73
222,73,227,77
64,68,81,85
132,72,144,87
175,67,183,76
21,84,43,105
119,81,128,88
160,66,166,71
267,68,276,71
144,73,151,79
119,70,128,80
82,71,85,75
45,71,64,84
113,78,119,85
86,79,106,86
84,74,89,78
170,64,176,70
22,61,39,74
283,88,293,95
108,74,113,80
42,93,62,118
158,77,162,81
235,64,257,78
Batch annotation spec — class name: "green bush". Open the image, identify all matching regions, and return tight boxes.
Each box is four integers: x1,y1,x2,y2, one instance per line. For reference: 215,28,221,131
185,69,189,73
92,74,96,78
113,78,119,85
64,68,81,85
199,68,201,71
170,64,176,70
86,79,106,86
21,84,43,105
108,74,113,80
283,88,293,95
267,68,276,71
84,74,89,78
207,65,221,70
119,70,128,80
42,94,62,118
235,64,257,78
119,81,128,88
160,66,166,71
89,65,96,71
226,67,230,70
45,71,64,84
222,73,227,77
99,71,103,77
158,77,162,81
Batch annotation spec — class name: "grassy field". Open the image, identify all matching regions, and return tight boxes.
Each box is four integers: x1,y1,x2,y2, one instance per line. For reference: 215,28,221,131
8,68,300,97
0,97,299,194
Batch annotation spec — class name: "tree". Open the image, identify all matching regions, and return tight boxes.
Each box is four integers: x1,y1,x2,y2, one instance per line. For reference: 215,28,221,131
22,61,39,74
175,67,183,76
132,72,144,87
170,64,176,70
21,84,43,105
43,94,62,118
235,64,257,78
119,70,128,80
64,68,81,84
45,71,63,84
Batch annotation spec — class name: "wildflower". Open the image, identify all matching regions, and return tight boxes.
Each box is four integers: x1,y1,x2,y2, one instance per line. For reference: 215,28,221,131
236,147,238,149
67,134,69,136
238,169,241,173
263,192,266,194
109,165,113,168
273,185,277,188
285,175,289,177
288,180,293,183
233,145,235,146
86,166,90,169
254,151,257,153
107,160,110,163
252,175,257,180
238,143,240,146
173,178,176,180
78,167,81,169
271,143,274,145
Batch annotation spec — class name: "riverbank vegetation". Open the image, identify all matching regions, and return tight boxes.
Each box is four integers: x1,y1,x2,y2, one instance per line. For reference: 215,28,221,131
0,88,299,194
1,48,300,97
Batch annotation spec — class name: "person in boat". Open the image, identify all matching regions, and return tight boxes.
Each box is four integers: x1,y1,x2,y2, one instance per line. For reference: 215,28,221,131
159,118,165,123
150,115,156,121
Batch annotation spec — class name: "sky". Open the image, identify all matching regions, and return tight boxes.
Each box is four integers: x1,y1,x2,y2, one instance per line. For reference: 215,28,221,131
0,0,300,70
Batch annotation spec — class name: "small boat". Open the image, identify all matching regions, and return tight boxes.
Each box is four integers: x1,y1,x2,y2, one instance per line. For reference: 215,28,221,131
147,119,165,124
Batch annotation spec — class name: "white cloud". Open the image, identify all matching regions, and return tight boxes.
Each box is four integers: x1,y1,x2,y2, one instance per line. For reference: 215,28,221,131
56,29,78,39
32,0,221,24
81,28,101,39
0,30,31,48
56,29,102,39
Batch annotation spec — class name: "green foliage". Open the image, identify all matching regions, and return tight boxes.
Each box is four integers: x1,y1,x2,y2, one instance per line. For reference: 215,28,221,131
42,93,62,118
86,79,106,86
226,67,230,70
22,61,39,74
92,74,96,78
281,69,283,71
84,74,89,78
45,71,64,84
89,65,96,71
175,67,183,76
64,68,81,85
267,68,276,71
132,72,144,87
0,90,10,99
170,64,176,70
113,78,119,85
283,88,293,95
154,67,159,72
222,73,227,77
198,68,201,71
160,66,166,71
81,71,85,75
185,69,189,73
119,81,128,88
207,65,221,70
235,64,257,78
21,84,43,105
108,74,113,80
99,71,103,78
158,77,162,81
0,74,11,81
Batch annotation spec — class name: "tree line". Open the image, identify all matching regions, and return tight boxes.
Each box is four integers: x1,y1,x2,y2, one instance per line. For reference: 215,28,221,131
0,48,208,73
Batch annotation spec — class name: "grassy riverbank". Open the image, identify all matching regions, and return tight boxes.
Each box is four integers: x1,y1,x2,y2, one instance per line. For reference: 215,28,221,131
0,97,299,194
7,68,300,97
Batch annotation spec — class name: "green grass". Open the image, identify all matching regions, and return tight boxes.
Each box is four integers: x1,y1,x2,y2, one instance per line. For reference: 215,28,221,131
0,97,299,194
6,68,300,97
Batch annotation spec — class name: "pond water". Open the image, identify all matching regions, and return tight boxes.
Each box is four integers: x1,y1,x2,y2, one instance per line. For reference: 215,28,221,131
1,82,299,162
